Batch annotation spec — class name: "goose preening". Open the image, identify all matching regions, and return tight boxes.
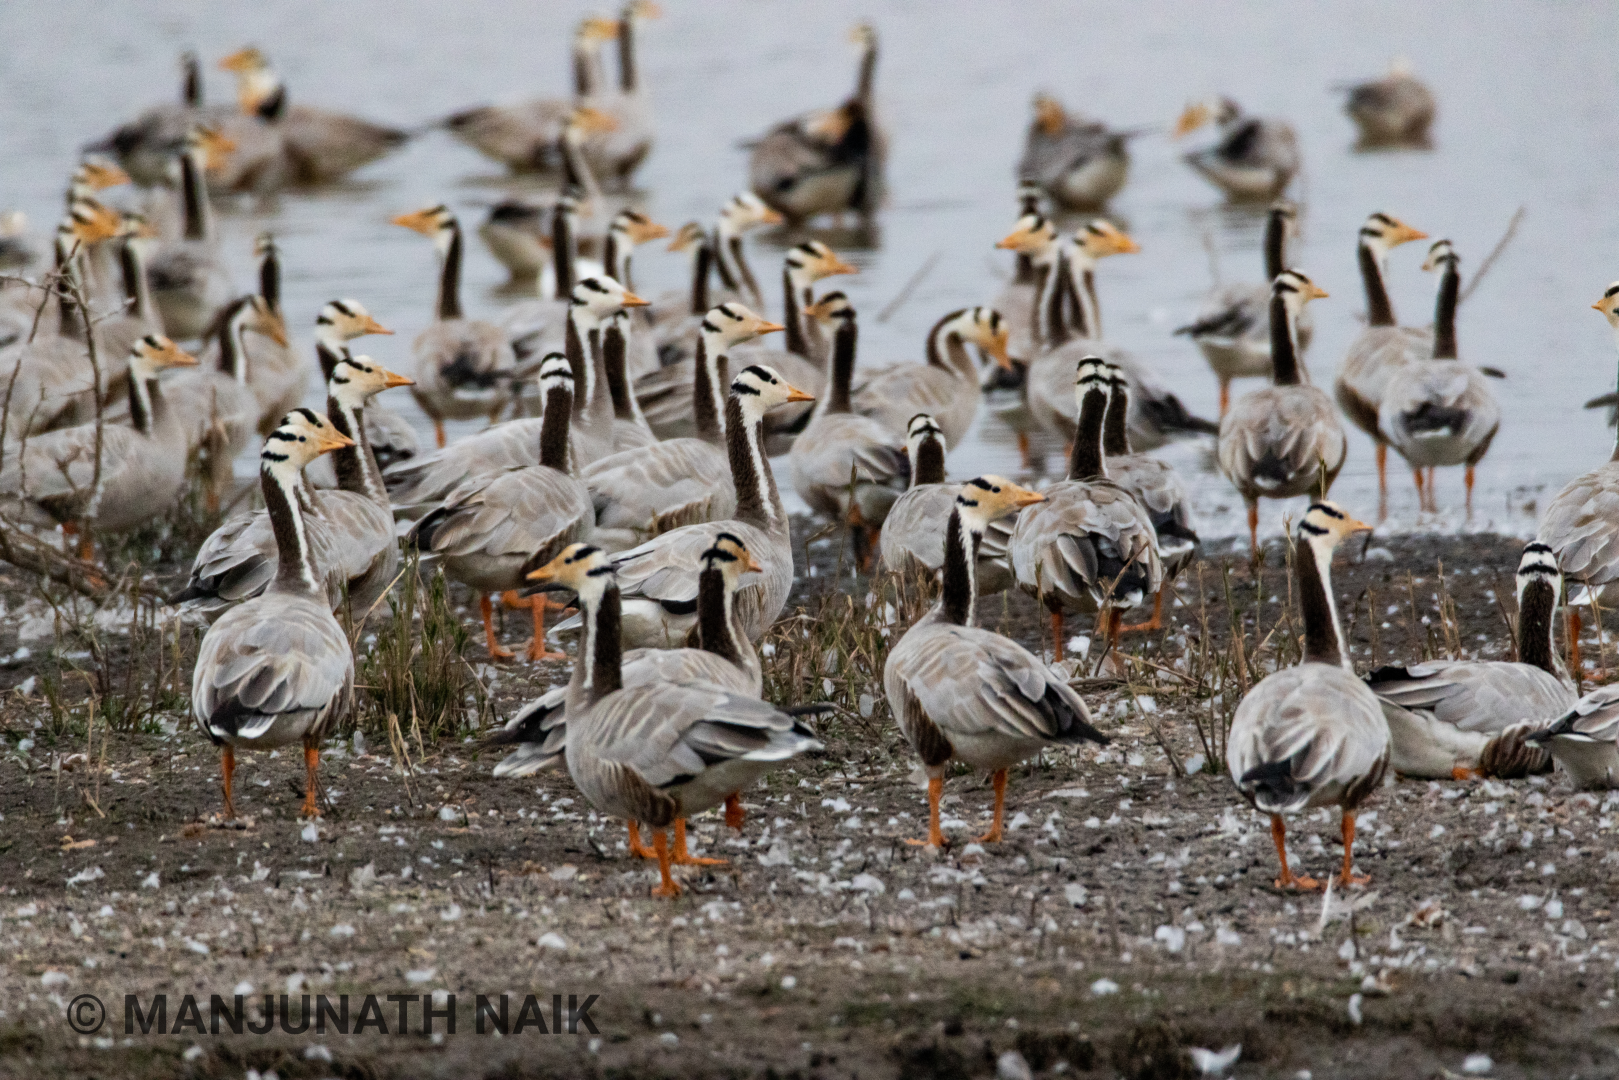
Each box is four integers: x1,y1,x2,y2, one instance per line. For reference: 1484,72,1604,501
849,306,1012,449
172,356,414,618
886,475,1106,847
527,541,822,896
748,24,884,225
408,355,594,661
1016,93,1135,211
1217,270,1343,552
1176,200,1313,415
1343,58,1435,147
0,335,197,559
1377,239,1500,514
1229,502,1388,890
1332,212,1430,508
1010,358,1162,664
392,204,523,446
191,409,357,820
146,127,235,341
1366,543,1568,780
1174,97,1300,201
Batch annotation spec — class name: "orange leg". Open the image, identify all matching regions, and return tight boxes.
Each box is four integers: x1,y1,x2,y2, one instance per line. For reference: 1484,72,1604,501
1246,502,1259,555
1100,608,1123,656
1121,588,1166,633
1451,765,1481,781
480,594,515,660
77,533,94,563
626,821,657,859
1464,465,1476,518
433,419,447,449
975,769,1008,843
1269,814,1320,891
671,819,727,866
1427,468,1437,513
220,745,237,820
502,589,565,662
1376,444,1389,522
905,776,947,848
301,746,321,819
651,829,682,898
1017,431,1031,470
1338,811,1370,886
1050,610,1066,662
1411,467,1425,511
1570,608,1584,679
1218,379,1231,418
723,792,745,831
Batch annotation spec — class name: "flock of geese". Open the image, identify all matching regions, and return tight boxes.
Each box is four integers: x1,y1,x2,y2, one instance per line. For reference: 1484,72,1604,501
2,18,1617,896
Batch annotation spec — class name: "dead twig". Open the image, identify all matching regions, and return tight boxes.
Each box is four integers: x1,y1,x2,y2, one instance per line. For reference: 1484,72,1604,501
1458,205,1526,306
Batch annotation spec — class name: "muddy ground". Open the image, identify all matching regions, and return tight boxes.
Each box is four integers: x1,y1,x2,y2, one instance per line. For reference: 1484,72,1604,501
2,526,1618,1079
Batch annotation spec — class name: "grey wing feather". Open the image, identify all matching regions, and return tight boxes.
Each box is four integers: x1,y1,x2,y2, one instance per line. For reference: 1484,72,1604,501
1228,665,1388,813
1368,661,1573,736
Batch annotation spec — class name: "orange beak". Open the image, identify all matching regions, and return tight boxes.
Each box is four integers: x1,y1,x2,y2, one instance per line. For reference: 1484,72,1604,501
361,314,393,336
380,367,415,389
785,384,815,403
620,290,651,308
822,255,857,277
754,320,786,335
1011,485,1046,508
1308,284,1330,300
743,552,764,573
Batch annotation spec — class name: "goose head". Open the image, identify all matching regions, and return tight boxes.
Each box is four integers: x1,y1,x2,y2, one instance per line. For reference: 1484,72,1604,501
70,159,130,197
393,204,461,260
184,125,237,175
608,209,670,250
700,303,785,351
1032,93,1067,136
329,354,413,407
64,198,124,246
905,412,945,457
943,307,1012,370
731,363,815,418
1516,541,1561,608
570,275,649,321
1421,239,1458,273
849,22,878,53
1174,96,1243,138
1359,212,1427,256
1016,182,1045,218
803,291,855,331
316,299,392,345
1297,501,1374,555
240,294,289,346
784,241,856,288
1273,269,1329,315
702,531,764,582
576,16,621,47
218,47,283,116
621,0,662,23
1593,283,1619,328
1071,355,1112,411
128,334,198,380
719,192,783,236
954,475,1045,534
525,542,615,602
264,407,355,472
995,213,1056,260
667,221,706,253
1075,219,1140,260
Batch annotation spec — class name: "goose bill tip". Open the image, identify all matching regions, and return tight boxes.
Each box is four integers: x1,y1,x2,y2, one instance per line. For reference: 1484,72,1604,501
755,320,787,335
784,384,815,403
382,369,415,389
620,290,651,307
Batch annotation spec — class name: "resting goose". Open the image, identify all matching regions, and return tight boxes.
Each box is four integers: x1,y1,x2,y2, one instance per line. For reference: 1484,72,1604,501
1332,212,1430,507
1176,200,1313,415
583,304,785,551
191,409,356,820
1016,93,1134,210
849,306,1012,448
1344,59,1435,147
1010,358,1162,663
1229,502,1388,889
1377,240,1500,514
409,355,594,661
1216,270,1343,552
172,356,414,618
529,541,822,896
1367,543,1569,780
392,205,523,447
886,475,1105,847
146,127,235,341
1174,96,1300,200
749,24,884,225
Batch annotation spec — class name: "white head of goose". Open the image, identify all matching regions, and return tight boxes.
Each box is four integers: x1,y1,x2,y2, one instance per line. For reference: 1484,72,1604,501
884,474,1108,848
849,306,1012,450
711,192,783,307
602,209,669,294
66,158,130,209
781,240,857,359
691,302,786,442
905,413,947,486
526,540,823,897
565,275,650,455
191,407,357,821
314,299,393,381
1228,501,1387,890
1057,218,1140,343
218,46,284,119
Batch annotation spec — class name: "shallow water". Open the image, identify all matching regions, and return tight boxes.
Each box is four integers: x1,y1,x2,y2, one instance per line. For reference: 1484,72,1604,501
1,0,1614,544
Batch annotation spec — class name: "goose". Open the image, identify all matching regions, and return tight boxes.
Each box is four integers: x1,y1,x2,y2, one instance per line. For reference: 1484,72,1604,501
303,299,407,486
1102,363,1198,631
191,408,357,820
642,221,715,368
991,203,1056,360
1535,284,1619,675
1377,240,1500,514
848,305,1012,448
172,356,414,618
886,475,1106,847
879,414,1016,596
748,24,884,225
392,205,523,447
497,191,590,352
1228,502,1388,889
1174,97,1300,200
592,210,669,378
86,52,230,187
526,542,822,897
80,211,164,372
0,335,197,557
216,47,409,185
478,199,551,284
1016,93,1135,210
240,233,304,432
1176,200,1314,415
1523,691,1619,791
62,160,134,303
1217,270,1343,552
408,355,594,661
443,17,619,173
788,294,908,564
1366,543,1570,780
593,308,656,452
590,1,662,187
710,192,784,312
1343,58,1435,147
560,364,813,649
0,211,37,271
1011,358,1162,664
583,304,785,551
493,532,772,862
146,127,235,341
1332,212,1430,506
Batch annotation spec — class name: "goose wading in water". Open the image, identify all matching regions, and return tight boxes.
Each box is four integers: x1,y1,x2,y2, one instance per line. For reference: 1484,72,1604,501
1229,502,1389,889
886,476,1106,847
1343,58,1435,147
1174,96,1300,201
1016,93,1136,211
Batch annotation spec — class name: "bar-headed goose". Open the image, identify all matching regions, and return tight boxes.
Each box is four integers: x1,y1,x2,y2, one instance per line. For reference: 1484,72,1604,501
409,355,593,661
1217,270,1343,552
1016,93,1134,210
192,408,356,820
1229,502,1387,889
591,1,662,187
146,127,236,341
528,542,822,896
1174,96,1300,200
392,205,522,447
303,299,407,486
86,52,231,187
479,199,551,284
849,306,1012,448
240,234,304,432
748,23,883,225
710,192,784,312
991,204,1057,360
1343,58,1435,147
1377,240,1500,514
1367,543,1569,780
1332,212,1430,507
887,475,1106,847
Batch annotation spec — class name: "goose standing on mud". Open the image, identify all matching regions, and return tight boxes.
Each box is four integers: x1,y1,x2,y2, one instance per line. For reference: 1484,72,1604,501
1016,93,1135,211
1174,97,1300,201
1229,503,1388,889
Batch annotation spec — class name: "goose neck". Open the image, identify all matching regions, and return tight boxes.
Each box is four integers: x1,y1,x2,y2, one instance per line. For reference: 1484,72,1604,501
1067,386,1109,481
912,436,946,486
551,204,576,298
1432,260,1459,360
435,224,464,321
1102,382,1131,456
925,312,974,378
314,336,345,382
602,319,637,421
730,236,762,307
822,320,856,414
180,148,211,242
696,567,745,668
259,246,281,314
618,12,637,93
692,335,727,444
1268,294,1303,386
939,507,977,627
326,394,386,503
783,265,808,356
120,239,154,323
263,459,322,595
564,306,598,415
126,364,157,434
711,224,741,291
538,383,574,471
725,395,780,530
1358,240,1395,327
576,582,624,706
1042,250,1075,347
1516,579,1559,676
1263,209,1288,281
1297,537,1349,668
